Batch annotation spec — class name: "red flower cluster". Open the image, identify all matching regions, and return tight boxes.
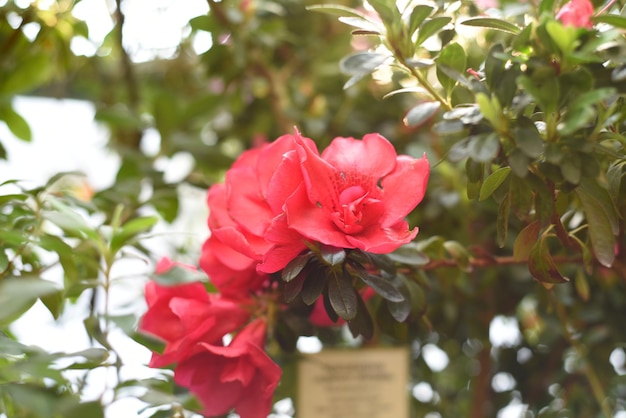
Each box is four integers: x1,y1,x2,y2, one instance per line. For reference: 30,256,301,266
139,259,281,418
556,0,595,29
140,131,429,417
201,130,429,280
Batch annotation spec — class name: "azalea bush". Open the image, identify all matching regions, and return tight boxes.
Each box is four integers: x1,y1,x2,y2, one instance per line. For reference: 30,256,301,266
1,0,626,417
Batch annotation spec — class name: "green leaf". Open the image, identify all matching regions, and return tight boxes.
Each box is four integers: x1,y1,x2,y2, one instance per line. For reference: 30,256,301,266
528,235,569,284
592,14,626,29
347,293,374,339
283,269,308,303
0,105,32,142
339,52,390,89
408,5,434,36
436,43,467,94
403,101,441,127
319,245,346,266
301,271,327,305
367,0,399,23
514,117,544,158
415,17,452,46
479,167,511,201
513,221,540,261
545,21,578,54
469,133,500,163
0,277,61,327
110,215,159,253
327,270,357,320
461,18,521,34
338,16,382,33
282,252,313,282
43,197,100,241
355,270,404,302
306,4,373,19
386,245,430,266
578,177,619,235
575,187,616,268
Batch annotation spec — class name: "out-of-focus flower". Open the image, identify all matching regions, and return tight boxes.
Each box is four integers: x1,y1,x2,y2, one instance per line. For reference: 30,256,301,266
556,0,594,29
174,319,281,418
139,260,250,367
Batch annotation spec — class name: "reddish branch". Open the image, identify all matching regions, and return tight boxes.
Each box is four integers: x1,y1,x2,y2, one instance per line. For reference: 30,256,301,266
420,254,582,271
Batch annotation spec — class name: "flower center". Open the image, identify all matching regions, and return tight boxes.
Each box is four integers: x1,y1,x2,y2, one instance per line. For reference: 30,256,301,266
330,186,384,234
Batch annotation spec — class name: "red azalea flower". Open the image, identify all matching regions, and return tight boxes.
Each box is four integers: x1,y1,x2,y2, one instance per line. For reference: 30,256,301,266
139,280,250,367
201,132,316,278
264,133,429,266
174,319,281,418
556,0,594,28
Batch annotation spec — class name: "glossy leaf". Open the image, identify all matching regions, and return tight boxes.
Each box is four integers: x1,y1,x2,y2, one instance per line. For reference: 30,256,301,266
403,101,441,127
461,18,520,34
281,252,313,282
416,17,452,46
436,43,467,94
479,167,511,201
327,270,357,320
348,293,374,339
408,5,434,36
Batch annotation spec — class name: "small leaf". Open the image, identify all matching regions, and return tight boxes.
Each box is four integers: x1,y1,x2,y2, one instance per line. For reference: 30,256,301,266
281,252,313,282
479,167,511,201
461,18,520,34
469,133,500,163
307,4,372,19
0,277,61,327
301,272,327,306
327,270,357,320
356,271,405,302
592,14,626,29
545,21,577,54
408,5,434,35
338,16,382,32
415,17,452,46
348,294,374,339
319,245,346,266
403,101,441,127
340,52,390,89
386,245,430,266
528,235,569,284
283,271,308,303
514,117,544,158
575,187,616,267
110,215,159,253
513,221,540,261
436,43,466,94
0,106,32,142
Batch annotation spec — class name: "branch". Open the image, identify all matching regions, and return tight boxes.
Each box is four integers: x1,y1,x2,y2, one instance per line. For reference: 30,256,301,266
420,254,582,271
